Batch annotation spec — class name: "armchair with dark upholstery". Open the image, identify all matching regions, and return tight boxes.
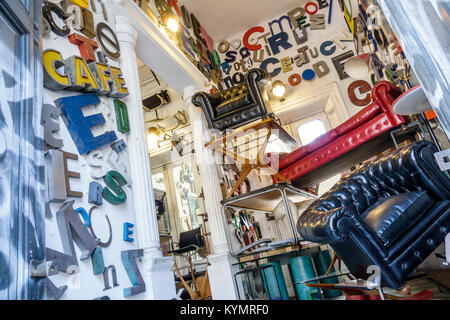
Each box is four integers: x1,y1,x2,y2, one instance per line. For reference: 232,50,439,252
192,68,271,131
296,141,450,289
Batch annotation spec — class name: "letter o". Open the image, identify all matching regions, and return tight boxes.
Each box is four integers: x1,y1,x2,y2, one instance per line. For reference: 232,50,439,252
289,73,302,86
218,40,230,53
305,2,319,15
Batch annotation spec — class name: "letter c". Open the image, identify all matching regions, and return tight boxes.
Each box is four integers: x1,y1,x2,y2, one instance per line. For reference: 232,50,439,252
243,26,265,51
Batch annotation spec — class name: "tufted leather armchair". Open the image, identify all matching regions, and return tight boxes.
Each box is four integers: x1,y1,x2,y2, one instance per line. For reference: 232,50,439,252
297,141,450,289
192,69,271,131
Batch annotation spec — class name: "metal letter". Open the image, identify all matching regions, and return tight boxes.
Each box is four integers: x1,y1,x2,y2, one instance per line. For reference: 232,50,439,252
62,151,83,198
88,181,103,206
42,103,64,149
45,149,67,202
121,249,146,297
114,100,130,133
43,49,71,91
103,265,119,291
123,223,134,242
88,206,112,248
102,170,127,205
96,22,120,60
55,93,118,155
332,51,354,80
69,33,98,64
91,247,106,275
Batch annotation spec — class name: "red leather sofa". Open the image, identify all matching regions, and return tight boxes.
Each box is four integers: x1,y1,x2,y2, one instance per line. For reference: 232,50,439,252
273,81,408,188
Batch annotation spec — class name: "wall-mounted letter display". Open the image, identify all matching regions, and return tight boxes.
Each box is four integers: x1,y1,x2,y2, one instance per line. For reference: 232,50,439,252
69,33,99,64
87,150,109,179
43,50,71,91
103,265,119,291
46,278,68,300
332,51,354,80
75,207,91,227
45,150,68,202
123,223,134,242
348,80,372,106
81,8,97,39
72,0,90,9
56,201,97,261
43,50,128,97
88,206,112,248
91,247,106,275
103,170,127,205
107,149,132,186
88,181,104,205
65,55,101,93
42,2,70,37
65,5,84,32
114,100,130,133
121,249,146,297
42,103,64,149
111,139,127,154
55,93,118,155
96,22,121,60
62,151,83,198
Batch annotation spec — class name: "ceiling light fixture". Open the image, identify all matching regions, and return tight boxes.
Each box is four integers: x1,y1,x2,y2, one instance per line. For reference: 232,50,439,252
271,80,286,98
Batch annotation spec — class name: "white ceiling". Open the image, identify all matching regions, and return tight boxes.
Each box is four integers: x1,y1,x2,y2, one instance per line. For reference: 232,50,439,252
180,0,304,41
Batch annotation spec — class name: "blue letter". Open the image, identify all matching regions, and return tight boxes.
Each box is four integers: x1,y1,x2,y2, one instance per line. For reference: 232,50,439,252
55,93,117,154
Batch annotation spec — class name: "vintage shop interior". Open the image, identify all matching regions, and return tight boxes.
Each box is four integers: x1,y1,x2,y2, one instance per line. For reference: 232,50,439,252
1,0,449,300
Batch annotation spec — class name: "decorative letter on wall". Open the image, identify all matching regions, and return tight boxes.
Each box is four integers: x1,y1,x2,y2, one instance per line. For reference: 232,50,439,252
75,207,91,227
62,151,83,198
121,249,146,298
56,201,97,261
69,33,99,64
348,80,372,106
114,100,130,133
96,22,121,60
43,50,71,90
103,170,127,205
45,150,67,202
88,206,112,248
55,93,118,155
332,51,354,80
91,247,106,275
88,181,104,205
42,103,64,149
103,265,119,291
42,2,70,37
123,223,134,242
87,150,109,179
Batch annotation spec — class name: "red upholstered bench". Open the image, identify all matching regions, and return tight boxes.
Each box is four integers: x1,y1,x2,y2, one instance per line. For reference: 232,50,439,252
272,81,407,188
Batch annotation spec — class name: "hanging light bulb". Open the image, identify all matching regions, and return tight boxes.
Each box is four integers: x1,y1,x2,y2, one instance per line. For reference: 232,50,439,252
166,16,179,32
271,80,286,97
147,126,162,150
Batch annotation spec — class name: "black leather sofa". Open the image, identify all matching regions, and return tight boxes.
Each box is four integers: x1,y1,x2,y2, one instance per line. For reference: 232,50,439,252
192,68,271,131
297,141,450,289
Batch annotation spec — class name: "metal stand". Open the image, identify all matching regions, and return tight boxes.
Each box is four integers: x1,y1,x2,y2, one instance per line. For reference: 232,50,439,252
220,183,317,257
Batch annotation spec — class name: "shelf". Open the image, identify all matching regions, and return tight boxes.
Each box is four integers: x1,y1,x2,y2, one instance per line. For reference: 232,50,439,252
221,183,317,213
105,0,209,93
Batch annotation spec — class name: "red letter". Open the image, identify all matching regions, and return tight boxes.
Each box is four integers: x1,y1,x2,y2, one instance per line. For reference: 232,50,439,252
243,26,265,51
69,33,98,64
168,0,182,17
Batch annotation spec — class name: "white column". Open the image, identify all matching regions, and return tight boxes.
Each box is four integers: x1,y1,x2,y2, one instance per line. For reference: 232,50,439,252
115,14,176,300
184,85,239,300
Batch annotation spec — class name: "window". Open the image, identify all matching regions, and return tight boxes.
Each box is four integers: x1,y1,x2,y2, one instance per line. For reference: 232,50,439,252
297,119,327,145
172,163,201,232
